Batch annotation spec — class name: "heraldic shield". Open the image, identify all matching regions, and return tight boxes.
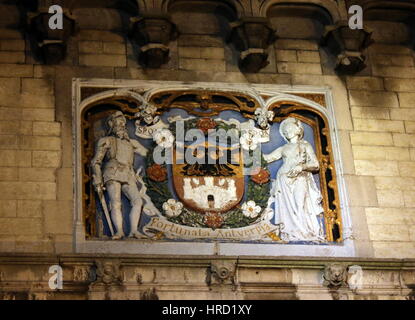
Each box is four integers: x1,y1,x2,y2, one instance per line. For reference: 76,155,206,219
172,140,244,214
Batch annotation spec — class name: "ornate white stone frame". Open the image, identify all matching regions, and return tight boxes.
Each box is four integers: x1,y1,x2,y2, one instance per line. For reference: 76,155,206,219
72,79,355,257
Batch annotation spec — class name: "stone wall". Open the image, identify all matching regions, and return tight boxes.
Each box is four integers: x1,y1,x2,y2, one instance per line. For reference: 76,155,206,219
0,2,414,258
0,0,414,299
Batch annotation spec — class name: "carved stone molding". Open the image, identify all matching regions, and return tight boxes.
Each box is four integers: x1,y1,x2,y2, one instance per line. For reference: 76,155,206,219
26,7,76,64
0,255,414,299
130,15,178,68
206,260,237,287
228,17,277,73
321,22,373,75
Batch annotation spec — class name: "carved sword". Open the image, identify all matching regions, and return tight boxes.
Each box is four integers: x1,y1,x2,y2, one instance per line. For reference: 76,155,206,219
96,187,115,236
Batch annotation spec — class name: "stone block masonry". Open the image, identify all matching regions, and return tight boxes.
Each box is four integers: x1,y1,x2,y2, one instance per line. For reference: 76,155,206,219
0,7,413,263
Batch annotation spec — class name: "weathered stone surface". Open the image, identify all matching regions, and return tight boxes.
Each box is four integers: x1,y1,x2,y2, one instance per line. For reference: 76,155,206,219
79,41,102,54
17,200,42,218
21,79,54,95
0,78,20,94
352,146,410,161
354,160,399,176
372,65,415,79
0,51,25,63
398,162,415,177
404,191,415,207
18,168,56,182
0,181,56,200
0,200,16,217
398,93,415,108
20,137,61,151
32,121,61,137
102,42,125,55
349,90,398,108
297,50,320,63
346,77,384,91
344,175,378,207
0,64,33,77
0,150,31,167
0,217,43,235
275,49,297,62
406,121,415,133
179,58,225,72
43,200,72,235
369,224,410,241
178,35,223,47
21,109,55,121
79,54,126,67
179,47,224,60
384,78,415,92
390,109,415,121
369,44,412,55
353,119,405,133
277,62,322,74
373,242,415,259
392,133,415,147
366,208,415,225
371,54,414,67
78,30,125,42
0,167,17,181
275,39,318,50
375,176,415,191
32,151,61,167
351,107,390,120
376,189,404,207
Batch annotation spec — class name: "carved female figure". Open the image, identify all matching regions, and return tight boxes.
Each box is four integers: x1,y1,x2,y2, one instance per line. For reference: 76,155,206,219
263,117,324,241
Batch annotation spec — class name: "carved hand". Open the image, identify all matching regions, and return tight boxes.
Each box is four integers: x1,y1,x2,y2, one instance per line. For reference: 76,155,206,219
287,165,304,178
92,174,104,193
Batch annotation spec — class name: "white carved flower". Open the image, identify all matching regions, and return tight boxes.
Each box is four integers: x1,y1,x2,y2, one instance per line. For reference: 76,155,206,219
241,200,261,218
240,131,260,151
162,199,183,218
153,128,175,148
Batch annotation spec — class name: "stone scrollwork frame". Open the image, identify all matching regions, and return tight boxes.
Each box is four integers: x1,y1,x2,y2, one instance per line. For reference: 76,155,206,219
73,79,355,257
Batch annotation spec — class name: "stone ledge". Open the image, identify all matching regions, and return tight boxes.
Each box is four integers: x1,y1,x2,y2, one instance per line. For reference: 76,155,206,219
0,253,414,269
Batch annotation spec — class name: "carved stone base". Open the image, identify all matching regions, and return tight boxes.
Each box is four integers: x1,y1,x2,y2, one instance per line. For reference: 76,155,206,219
228,18,276,73
26,9,76,64
130,16,177,68
321,23,373,75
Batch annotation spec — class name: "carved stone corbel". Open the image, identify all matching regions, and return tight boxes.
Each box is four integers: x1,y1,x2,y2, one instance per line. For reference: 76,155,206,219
206,260,237,288
323,263,348,288
140,288,159,300
130,15,178,68
228,17,277,73
321,22,373,75
26,7,76,64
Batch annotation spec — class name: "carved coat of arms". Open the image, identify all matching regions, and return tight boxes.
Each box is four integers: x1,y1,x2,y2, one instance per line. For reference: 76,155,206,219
81,88,342,244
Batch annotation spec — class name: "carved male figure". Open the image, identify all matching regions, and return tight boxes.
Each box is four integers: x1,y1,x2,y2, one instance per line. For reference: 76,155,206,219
91,111,148,239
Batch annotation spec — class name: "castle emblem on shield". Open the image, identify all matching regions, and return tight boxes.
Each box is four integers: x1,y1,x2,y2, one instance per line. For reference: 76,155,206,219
172,140,244,213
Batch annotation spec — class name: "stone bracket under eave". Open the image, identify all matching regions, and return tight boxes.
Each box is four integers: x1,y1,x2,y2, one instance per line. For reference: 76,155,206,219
130,14,178,68
321,22,373,75
228,17,277,73
26,7,76,64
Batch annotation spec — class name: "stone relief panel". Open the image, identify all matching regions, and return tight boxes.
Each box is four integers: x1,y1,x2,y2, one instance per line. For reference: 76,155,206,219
74,80,352,255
